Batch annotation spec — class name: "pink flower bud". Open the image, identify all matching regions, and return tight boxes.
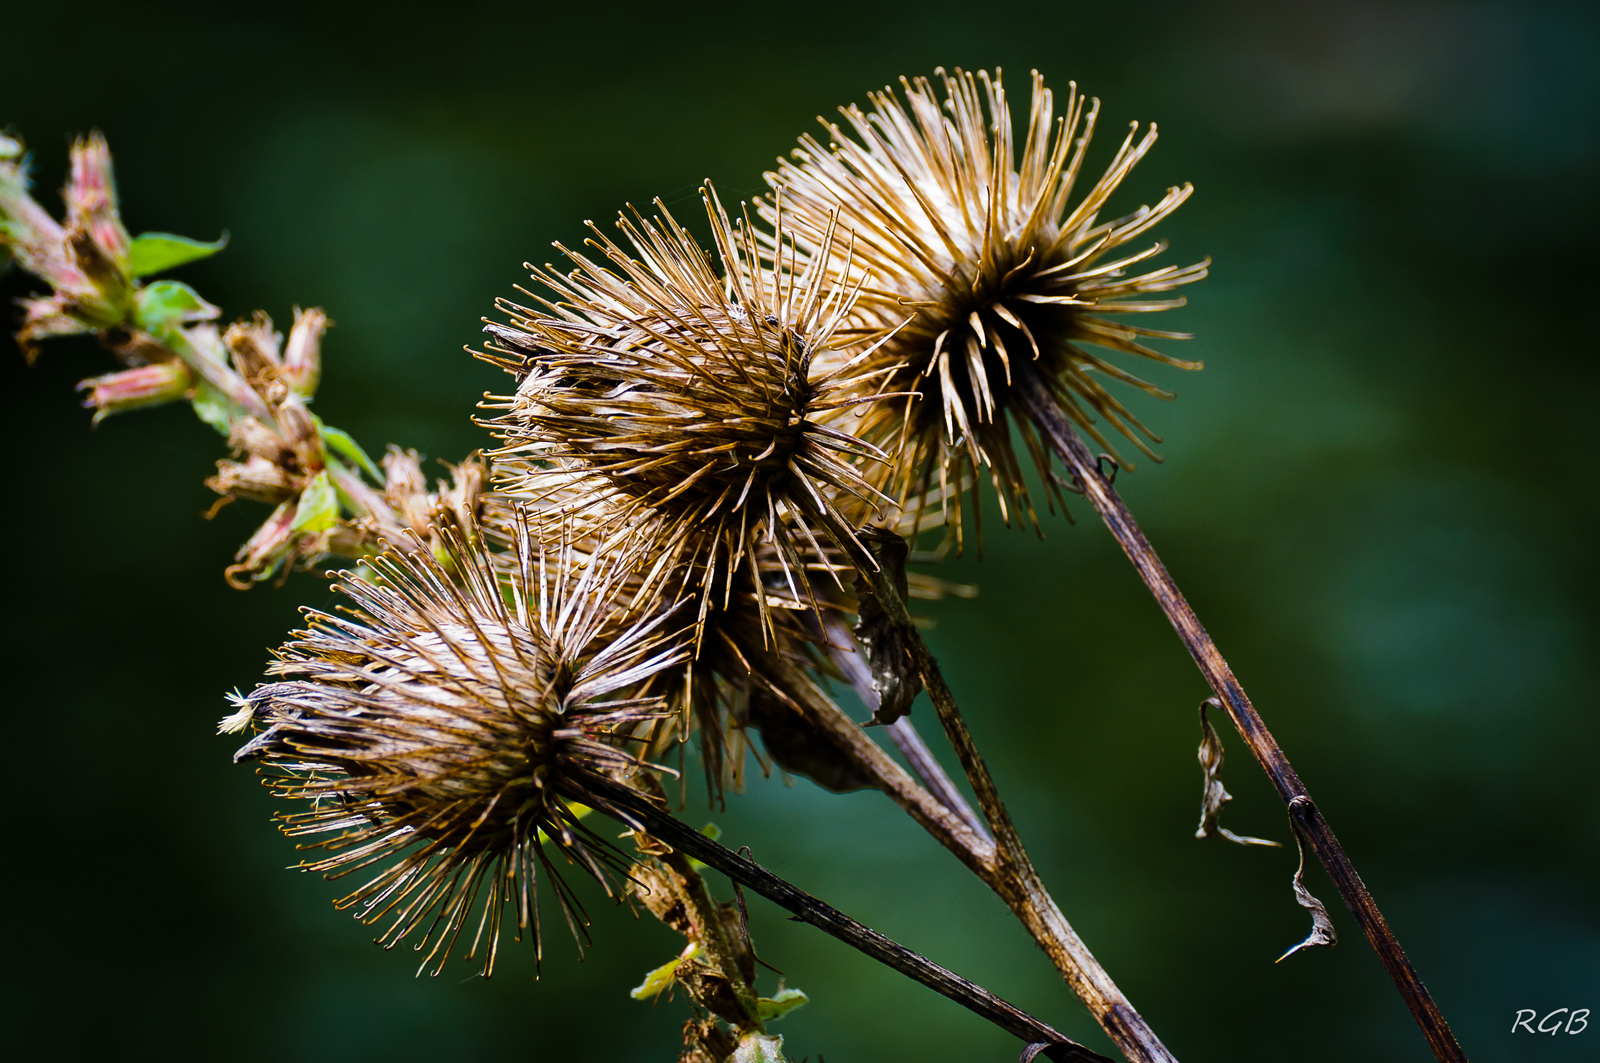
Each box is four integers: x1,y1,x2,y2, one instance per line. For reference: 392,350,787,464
17,295,93,363
280,307,326,397
77,361,195,424
226,501,299,589
64,132,131,268
223,311,284,388
227,417,292,464
381,447,432,537
276,394,321,458
0,135,88,292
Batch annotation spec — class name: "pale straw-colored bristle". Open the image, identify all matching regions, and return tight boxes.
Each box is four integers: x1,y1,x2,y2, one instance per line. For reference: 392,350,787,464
758,67,1209,547
485,185,906,648
232,521,687,978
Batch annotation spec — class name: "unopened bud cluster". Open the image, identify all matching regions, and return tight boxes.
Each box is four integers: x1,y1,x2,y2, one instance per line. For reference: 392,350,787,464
1,132,485,585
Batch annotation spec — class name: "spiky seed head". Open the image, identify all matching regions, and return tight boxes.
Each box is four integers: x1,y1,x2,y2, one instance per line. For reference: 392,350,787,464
230,525,687,977
470,497,717,797
759,67,1209,541
483,185,901,645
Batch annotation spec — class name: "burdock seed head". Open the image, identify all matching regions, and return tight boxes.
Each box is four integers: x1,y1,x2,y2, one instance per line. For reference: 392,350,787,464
228,524,687,977
760,67,1209,538
483,185,902,643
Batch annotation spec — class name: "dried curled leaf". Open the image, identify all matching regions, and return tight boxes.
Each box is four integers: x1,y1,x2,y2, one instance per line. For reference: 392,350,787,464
852,526,923,726
1277,798,1338,962
748,686,876,793
1195,698,1280,847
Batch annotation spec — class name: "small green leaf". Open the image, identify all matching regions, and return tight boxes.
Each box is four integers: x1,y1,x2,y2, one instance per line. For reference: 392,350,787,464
128,231,227,278
291,470,340,536
134,280,219,334
756,985,809,1022
630,943,700,1001
319,420,384,483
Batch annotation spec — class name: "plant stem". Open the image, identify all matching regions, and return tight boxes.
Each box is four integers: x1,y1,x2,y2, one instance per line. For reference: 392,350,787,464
759,652,998,880
657,845,765,1028
886,716,993,840
581,772,1116,1063
631,774,766,1030
1016,372,1467,1063
861,557,1179,1063
823,614,991,840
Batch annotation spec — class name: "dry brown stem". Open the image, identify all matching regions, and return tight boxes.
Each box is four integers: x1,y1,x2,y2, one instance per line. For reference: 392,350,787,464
630,838,765,1030
585,773,1115,1063
1016,371,1467,1063
855,540,1179,1063
822,614,991,840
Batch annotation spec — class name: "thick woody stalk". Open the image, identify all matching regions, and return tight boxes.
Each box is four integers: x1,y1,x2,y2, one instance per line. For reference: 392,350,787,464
581,772,1114,1063
761,653,1180,1061
759,652,998,880
1016,372,1467,1063
885,716,992,841
860,556,1179,1063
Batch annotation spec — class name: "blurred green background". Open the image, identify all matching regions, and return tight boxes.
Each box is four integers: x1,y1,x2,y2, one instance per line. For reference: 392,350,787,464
3,1,1596,1060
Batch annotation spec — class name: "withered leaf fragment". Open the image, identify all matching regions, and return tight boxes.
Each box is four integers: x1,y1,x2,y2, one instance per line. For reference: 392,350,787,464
1277,797,1338,963
679,1017,738,1063
1195,698,1279,847
747,686,876,793
852,526,923,726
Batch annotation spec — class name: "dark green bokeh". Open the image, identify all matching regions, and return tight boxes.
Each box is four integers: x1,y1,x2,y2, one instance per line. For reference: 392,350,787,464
3,2,1596,1060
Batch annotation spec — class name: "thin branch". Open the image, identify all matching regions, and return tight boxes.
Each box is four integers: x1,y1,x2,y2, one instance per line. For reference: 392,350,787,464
859,542,1179,1063
1016,371,1467,1063
824,614,991,840
887,715,993,841
630,776,765,1029
580,771,1116,1063
759,650,1000,881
